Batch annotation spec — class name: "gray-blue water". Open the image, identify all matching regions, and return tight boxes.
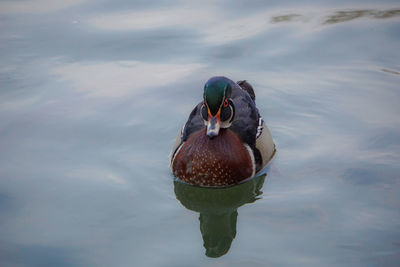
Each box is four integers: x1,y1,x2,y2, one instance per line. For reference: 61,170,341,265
1,1,400,266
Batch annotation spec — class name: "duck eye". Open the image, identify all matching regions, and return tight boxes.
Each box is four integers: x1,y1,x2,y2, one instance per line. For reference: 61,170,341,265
223,99,228,108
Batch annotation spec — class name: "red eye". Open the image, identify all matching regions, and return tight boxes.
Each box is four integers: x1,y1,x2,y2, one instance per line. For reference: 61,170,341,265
223,99,228,107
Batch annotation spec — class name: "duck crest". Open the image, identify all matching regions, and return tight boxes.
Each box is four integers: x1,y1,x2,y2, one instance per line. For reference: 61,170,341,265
172,128,254,187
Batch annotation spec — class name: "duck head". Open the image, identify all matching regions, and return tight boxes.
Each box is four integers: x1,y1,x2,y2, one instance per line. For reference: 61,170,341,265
201,77,235,138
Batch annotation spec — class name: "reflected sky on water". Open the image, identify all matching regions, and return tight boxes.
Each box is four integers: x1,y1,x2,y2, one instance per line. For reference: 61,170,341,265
1,0,400,266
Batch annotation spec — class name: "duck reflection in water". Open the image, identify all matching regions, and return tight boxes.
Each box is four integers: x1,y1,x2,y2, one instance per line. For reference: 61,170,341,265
174,174,266,258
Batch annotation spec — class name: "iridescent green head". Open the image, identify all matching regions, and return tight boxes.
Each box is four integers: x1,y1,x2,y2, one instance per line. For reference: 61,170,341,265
203,78,232,115
201,77,235,138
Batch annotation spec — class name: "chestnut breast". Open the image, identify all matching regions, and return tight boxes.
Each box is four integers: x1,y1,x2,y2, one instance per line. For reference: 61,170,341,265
172,128,254,187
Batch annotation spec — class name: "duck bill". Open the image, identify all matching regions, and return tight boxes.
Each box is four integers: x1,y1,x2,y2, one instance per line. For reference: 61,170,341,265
207,115,221,138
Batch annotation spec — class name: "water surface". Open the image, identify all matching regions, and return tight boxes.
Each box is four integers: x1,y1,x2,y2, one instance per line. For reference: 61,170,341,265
1,0,400,266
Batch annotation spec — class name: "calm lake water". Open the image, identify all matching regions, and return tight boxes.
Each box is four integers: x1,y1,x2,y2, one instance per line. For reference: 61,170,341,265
1,1,400,266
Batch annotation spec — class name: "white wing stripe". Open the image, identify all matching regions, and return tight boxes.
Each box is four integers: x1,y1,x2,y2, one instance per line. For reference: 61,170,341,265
256,117,264,138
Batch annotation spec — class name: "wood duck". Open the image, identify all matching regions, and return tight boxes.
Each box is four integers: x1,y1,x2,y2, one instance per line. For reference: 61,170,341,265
170,76,275,187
